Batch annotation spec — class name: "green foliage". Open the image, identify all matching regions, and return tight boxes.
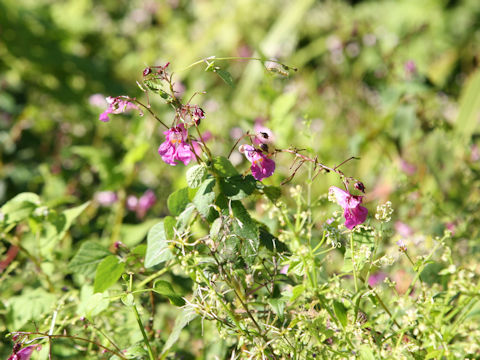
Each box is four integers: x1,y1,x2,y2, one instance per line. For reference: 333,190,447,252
2,0,480,358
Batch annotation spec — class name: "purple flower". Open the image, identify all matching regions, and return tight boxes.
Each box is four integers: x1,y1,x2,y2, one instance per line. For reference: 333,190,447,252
95,191,118,206
240,144,275,181
8,344,42,360
404,60,417,76
99,96,142,122
396,239,407,252
329,186,368,229
158,124,195,166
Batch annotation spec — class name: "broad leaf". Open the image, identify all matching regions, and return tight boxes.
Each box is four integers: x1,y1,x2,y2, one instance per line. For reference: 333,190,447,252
186,164,207,188
167,188,190,216
193,178,216,217
153,280,185,306
212,156,238,177
69,241,111,277
94,255,125,293
144,221,173,268
162,309,198,356
220,175,256,200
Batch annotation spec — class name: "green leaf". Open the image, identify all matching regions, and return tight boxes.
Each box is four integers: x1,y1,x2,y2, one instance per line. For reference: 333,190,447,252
59,201,90,237
167,188,190,216
145,221,173,268
124,343,148,359
186,164,207,188
268,298,286,322
219,175,256,200
210,217,223,241
1,192,40,224
7,288,56,329
120,219,159,247
212,156,238,177
333,300,348,328
263,186,281,203
176,205,195,232
456,69,480,141
358,345,375,360
193,178,216,217
162,309,198,356
259,226,288,253
231,201,259,264
214,68,234,87
153,280,185,306
93,255,125,293
78,285,109,320
164,215,176,239
68,241,111,277
121,293,135,307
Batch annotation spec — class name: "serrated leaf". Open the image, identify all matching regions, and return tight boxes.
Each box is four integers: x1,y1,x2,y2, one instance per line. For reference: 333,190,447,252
220,175,256,200
145,221,173,268
69,241,111,277
333,300,348,328
93,255,125,293
167,188,190,216
263,186,281,203
186,164,207,188
215,68,234,87
153,280,185,306
212,156,238,177
1,192,40,224
162,309,198,356
193,178,216,217
124,343,147,359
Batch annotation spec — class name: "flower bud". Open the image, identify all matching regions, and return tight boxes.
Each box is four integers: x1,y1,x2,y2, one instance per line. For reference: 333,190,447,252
143,67,152,76
354,181,365,193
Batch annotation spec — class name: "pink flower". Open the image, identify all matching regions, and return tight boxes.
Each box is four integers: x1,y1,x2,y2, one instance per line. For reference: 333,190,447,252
126,190,156,219
8,344,42,360
368,272,387,287
240,145,275,181
329,186,368,229
395,221,413,237
95,191,118,206
158,124,195,166
99,96,142,122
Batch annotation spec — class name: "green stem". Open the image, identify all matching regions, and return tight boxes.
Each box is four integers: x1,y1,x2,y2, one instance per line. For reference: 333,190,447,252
350,232,358,292
176,56,297,73
132,304,155,360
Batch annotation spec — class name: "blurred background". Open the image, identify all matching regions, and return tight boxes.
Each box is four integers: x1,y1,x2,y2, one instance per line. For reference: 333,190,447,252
1,0,480,355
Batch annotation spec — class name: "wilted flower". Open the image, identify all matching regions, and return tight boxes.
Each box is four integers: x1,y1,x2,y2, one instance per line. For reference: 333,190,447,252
8,344,42,360
99,96,142,122
95,191,118,206
329,186,368,229
158,124,195,166
239,144,275,181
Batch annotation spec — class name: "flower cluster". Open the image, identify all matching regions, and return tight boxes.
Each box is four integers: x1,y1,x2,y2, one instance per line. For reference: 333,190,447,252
329,186,368,229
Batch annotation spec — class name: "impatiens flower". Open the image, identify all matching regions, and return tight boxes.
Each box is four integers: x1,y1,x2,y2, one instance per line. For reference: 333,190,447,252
8,344,42,360
240,144,275,181
329,186,368,229
99,96,142,122
158,124,196,166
